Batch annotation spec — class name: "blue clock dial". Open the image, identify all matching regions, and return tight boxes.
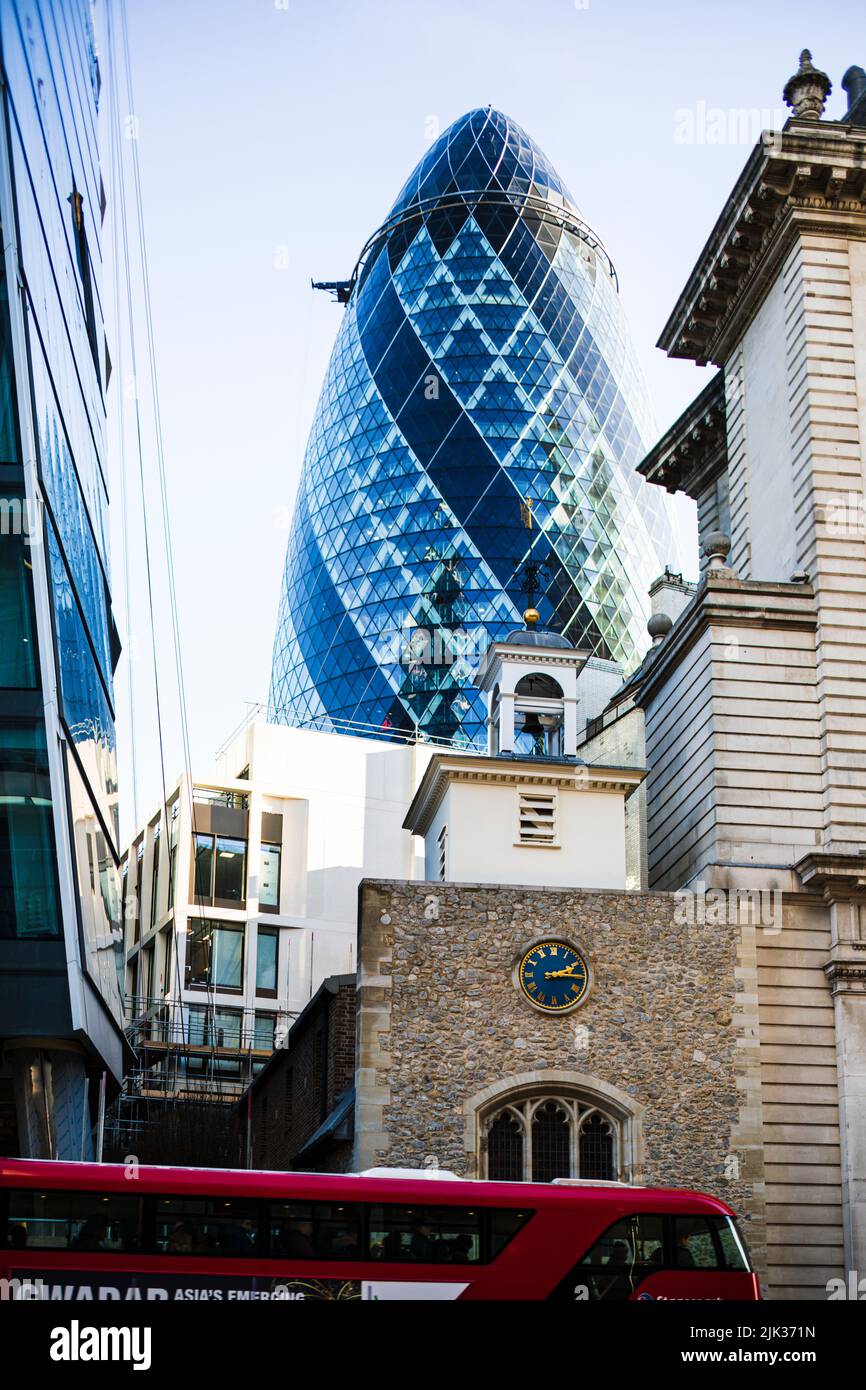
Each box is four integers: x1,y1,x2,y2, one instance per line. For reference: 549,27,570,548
518,940,589,1014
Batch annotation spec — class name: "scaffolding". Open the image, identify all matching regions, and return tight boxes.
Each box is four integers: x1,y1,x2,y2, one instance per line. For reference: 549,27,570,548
103,995,296,1162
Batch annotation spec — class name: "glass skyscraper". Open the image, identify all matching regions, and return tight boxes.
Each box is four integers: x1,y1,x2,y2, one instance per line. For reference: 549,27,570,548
0,0,125,1158
270,107,680,745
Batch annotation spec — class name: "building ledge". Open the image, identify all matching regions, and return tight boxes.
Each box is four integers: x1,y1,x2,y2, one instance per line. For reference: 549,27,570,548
637,372,727,498
659,121,866,366
631,573,816,709
403,752,646,836
795,850,866,899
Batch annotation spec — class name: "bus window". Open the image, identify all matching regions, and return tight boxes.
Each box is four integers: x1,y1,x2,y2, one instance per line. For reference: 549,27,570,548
154,1197,259,1256
369,1205,482,1264
711,1215,750,1271
5,1190,141,1252
489,1208,531,1258
270,1201,361,1259
673,1216,720,1268
577,1214,664,1300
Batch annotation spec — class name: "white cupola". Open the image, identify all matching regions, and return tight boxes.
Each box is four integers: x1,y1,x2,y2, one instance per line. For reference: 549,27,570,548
474,606,591,758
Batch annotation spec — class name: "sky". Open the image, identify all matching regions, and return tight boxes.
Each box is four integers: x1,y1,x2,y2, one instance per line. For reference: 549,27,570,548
106,0,862,837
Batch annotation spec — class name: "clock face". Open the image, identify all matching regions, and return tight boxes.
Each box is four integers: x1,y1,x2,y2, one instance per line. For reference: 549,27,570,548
517,940,589,1014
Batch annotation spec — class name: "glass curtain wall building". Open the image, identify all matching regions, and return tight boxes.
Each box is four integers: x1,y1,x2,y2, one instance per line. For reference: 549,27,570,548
270,108,680,745
0,0,125,1159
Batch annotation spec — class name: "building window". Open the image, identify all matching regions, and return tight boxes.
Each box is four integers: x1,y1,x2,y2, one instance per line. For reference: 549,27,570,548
187,1003,242,1049
133,843,143,943
437,824,447,881
214,837,245,902
140,943,154,1001
531,1101,571,1183
193,833,212,899
0,493,39,688
517,789,556,845
255,927,278,996
253,1013,275,1051
185,920,244,992
486,1110,523,1182
167,804,178,909
161,925,173,997
69,189,100,377
259,843,281,911
193,833,246,906
482,1091,621,1183
0,722,62,939
150,824,161,928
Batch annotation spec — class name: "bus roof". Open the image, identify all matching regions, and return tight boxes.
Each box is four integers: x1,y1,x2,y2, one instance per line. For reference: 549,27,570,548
0,1157,738,1217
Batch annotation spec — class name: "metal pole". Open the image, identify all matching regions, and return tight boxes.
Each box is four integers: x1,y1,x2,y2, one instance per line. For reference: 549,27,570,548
246,1081,253,1169
96,1071,107,1162
80,1075,90,1161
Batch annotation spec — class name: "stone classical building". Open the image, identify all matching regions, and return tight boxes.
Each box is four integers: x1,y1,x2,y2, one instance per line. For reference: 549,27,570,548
249,53,866,1303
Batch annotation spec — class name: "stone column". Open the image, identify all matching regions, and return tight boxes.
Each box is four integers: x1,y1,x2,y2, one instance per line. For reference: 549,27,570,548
824,893,866,1281
497,691,515,754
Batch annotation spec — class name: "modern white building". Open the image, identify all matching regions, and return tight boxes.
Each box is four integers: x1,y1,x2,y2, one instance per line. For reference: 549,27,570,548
120,723,435,1098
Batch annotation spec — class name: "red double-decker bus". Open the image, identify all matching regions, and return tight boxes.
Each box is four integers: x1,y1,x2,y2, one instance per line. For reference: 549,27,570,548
0,1158,760,1301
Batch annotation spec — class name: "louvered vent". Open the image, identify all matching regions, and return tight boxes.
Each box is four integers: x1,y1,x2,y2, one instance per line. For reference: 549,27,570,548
518,790,556,844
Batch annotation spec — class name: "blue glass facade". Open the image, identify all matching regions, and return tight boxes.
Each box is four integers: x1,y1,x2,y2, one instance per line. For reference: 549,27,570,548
0,1,122,1014
270,107,680,744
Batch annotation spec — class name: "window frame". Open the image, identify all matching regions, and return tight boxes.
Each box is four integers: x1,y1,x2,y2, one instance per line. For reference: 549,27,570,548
259,842,281,913
185,919,245,994
255,925,279,998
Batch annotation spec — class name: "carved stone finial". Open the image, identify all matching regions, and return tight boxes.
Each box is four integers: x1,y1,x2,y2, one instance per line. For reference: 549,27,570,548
783,49,832,120
647,612,673,646
704,531,732,571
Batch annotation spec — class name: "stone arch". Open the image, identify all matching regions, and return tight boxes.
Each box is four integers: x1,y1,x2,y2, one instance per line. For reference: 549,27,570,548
462,1070,645,1182
514,671,564,699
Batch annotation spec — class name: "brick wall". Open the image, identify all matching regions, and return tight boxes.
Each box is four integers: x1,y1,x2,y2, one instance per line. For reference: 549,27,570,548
246,975,355,1172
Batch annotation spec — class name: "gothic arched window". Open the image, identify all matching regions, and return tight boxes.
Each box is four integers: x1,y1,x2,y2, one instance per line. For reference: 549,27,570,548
579,1110,615,1180
531,1101,571,1183
482,1090,622,1183
487,1109,524,1182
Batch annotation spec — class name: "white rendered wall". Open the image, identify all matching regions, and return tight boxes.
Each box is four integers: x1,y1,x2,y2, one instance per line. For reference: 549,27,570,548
423,781,627,889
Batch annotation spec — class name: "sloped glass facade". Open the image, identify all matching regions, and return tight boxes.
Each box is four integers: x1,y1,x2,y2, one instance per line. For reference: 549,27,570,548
270,108,680,744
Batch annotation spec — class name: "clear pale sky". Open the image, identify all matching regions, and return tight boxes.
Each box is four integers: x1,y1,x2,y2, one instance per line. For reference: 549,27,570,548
108,0,861,835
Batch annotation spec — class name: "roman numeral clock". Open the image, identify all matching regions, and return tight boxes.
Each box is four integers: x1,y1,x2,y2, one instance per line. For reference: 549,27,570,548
516,940,591,1014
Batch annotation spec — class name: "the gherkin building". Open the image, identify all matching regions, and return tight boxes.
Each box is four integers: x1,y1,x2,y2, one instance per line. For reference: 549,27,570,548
269,107,681,745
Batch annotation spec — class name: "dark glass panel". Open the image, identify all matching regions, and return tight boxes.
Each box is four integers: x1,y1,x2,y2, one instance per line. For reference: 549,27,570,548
0,720,62,938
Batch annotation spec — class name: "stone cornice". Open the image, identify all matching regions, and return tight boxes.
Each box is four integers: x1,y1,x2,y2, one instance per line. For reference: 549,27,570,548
795,850,866,900
475,641,591,692
403,753,645,837
632,574,816,710
637,372,727,498
659,121,866,366
823,959,866,997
